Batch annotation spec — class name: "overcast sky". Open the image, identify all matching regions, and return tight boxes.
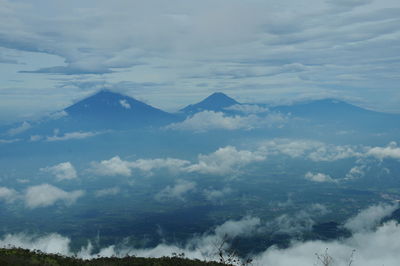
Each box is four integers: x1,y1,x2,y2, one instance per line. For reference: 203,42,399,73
0,0,399,122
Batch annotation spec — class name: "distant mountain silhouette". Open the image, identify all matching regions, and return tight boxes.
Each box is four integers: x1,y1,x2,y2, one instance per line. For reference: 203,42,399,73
180,92,239,115
1,92,400,140
1,90,180,137
65,90,177,126
272,98,400,130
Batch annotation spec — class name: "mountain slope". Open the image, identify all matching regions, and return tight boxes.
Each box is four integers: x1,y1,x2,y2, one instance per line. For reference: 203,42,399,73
180,92,239,115
272,98,400,130
0,248,228,266
61,90,180,130
65,90,173,121
2,90,180,137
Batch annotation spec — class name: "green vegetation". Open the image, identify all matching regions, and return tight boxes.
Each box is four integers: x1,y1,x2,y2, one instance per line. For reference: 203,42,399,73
0,248,229,266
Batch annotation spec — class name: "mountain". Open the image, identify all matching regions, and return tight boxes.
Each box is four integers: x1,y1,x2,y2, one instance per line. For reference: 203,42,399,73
272,98,400,130
64,90,178,127
180,92,239,115
1,90,180,137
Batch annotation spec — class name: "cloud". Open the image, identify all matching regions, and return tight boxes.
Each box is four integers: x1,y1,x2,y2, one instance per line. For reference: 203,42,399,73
366,142,400,160
267,204,329,234
0,187,19,203
167,111,287,132
0,0,400,119
203,187,232,201
40,162,78,181
90,146,263,178
46,131,99,142
89,156,190,177
119,99,131,109
253,220,400,266
258,139,360,162
94,187,120,197
7,121,31,136
224,104,269,114
155,180,196,201
0,216,262,260
90,156,133,177
0,138,20,144
88,140,400,181
129,158,191,175
48,110,68,120
29,135,43,142
345,164,366,180
186,146,266,175
344,203,398,233
1,204,400,265
304,172,337,183
0,233,71,255
307,145,360,162
24,184,84,208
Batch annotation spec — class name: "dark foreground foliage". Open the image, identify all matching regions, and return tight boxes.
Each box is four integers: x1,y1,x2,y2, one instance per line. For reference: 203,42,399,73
0,248,229,266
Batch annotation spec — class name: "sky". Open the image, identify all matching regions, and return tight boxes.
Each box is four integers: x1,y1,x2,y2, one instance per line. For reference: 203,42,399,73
0,0,399,123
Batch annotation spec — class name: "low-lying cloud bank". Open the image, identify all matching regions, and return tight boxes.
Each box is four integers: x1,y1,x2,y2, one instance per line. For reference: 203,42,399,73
0,203,399,265
89,145,265,177
88,140,400,180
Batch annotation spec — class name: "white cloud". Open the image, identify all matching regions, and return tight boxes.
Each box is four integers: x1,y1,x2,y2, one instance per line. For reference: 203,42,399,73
94,187,120,197
1,205,400,265
186,146,266,175
29,135,43,142
268,204,329,234
259,139,324,158
0,187,19,203
7,121,31,136
307,145,360,162
0,0,399,118
345,164,366,180
48,110,68,120
253,220,400,266
24,184,84,208
203,187,232,201
167,111,287,132
304,172,337,183
213,216,261,239
0,233,71,255
0,138,20,144
119,99,131,109
344,203,398,233
89,156,190,177
40,162,77,181
129,158,190,175
224,104,269,114
155,180,196,201
90,156,133,176
46,131,99,142
258,139,360,162
366,142,400,160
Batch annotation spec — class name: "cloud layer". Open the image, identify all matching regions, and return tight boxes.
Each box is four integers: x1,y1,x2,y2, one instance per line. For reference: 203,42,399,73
0,204,399,265
1,0,400,121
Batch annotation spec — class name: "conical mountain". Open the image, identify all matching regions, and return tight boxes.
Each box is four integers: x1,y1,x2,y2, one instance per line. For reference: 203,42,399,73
180,92,239,115
65,90,175,121
2,90,179,137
